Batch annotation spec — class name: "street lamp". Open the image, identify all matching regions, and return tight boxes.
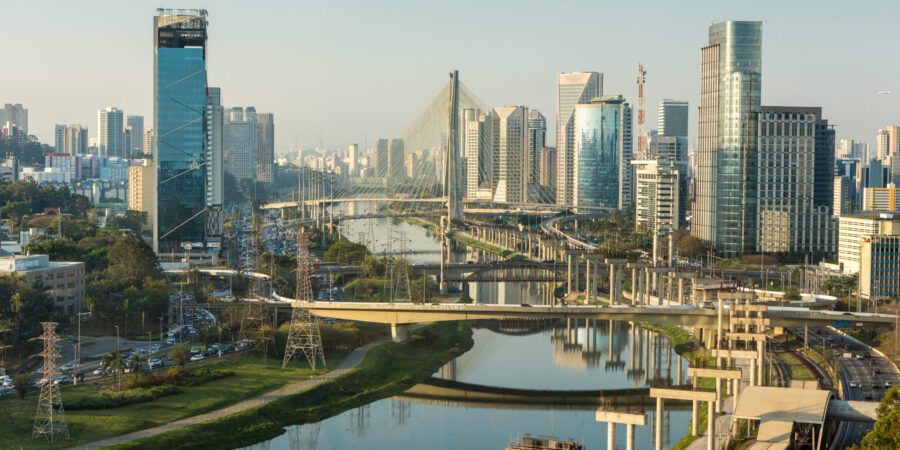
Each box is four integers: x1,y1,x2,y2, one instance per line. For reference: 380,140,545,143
74,311,91,385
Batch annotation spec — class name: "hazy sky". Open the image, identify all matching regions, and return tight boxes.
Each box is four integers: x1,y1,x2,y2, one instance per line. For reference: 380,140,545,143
4,0,898,153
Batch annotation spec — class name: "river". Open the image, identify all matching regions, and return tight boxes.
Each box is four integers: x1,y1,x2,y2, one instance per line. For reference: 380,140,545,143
247,203,691,449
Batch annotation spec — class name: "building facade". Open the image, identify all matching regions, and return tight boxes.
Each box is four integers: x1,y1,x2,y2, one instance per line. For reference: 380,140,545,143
693,21,763,255
633,159,681,235
0,255,84,315
657,99,688,137
98,107,126,158
860,234,900,300
862,187,900,211
492,106,528,204
348,144,358,177
154,9,209,253
0,104,28,136
572,96,633,209
389,138,405,180
126,115,144,157
876,126,899,161
540,146,557,189
526,109,546,185
464,108,494,200
374,138,388,178
256,112,274,182
838,215,900,274
54,124,88,155
556,72,602,207
224,107,258,180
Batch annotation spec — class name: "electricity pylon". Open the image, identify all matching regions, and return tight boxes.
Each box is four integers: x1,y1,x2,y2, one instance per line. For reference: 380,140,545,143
393,231,412,303
283,233,326,369
33,322,69,443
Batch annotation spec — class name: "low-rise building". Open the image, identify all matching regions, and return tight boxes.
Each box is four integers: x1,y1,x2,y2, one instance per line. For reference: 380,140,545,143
860,234,900,300
0,254,84,315
838,214,900,274
862,187,899,212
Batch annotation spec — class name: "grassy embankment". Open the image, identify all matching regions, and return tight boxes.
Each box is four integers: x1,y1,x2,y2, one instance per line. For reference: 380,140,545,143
108,321,474,449
397,216,529,261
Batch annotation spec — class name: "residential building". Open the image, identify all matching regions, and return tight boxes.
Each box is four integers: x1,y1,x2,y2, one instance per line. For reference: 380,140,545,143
540,146,557,189
128,160,155,232
224,107,258,180
0,157,16,183
19,167,71,184
876,126,899,160
649,134,689,228
54,124,88,155
633,159,681,235
0,104,28,136
657,99,688,137
256,113,274,182
693,20,763,255
838,215,900,274
463,108,494,200
205,87,224,248
45,153,98,181
154,9,209,253
756,106,836,254
526,110,546,185
127,116,144,157
572,96,633,209
143,128,154,156
556,72,602,207
862,187,900,212
0,254,84,315
492,106,528,204
98,107,126,158
389,138,405,180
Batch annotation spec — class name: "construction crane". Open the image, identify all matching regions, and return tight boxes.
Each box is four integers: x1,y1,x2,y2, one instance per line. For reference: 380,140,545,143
636,63,648,159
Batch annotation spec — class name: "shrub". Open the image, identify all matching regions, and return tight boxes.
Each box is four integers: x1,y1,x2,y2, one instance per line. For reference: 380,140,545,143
68,385,180,410
182,368,235,387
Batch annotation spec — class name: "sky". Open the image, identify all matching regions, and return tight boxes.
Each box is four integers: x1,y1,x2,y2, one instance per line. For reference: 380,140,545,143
3,0,899,154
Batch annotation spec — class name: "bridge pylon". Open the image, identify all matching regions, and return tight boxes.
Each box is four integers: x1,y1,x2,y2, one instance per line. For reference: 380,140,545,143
283,233,326,370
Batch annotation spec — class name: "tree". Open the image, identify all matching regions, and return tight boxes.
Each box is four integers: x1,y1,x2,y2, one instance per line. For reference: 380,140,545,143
128,351,144,378
107,234,160,283
851,386,900,450
0,276,55,345
12,372,29,400
783,287,801,301
170,345,189,368
108,211,148,233
323,240,369,266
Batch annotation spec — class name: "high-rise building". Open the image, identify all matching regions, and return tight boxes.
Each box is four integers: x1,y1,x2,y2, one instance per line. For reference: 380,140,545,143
839,215,900,275
348,144,358,177
556,72,602,207
98,107,125,158
1,104,28,136
205,87,224,248
540,147,557,189
143,128,154,156
54,124,88,155
128,160,156,232
860,230,900,300
256,113,274,182
126,116,144,157
492,106,528,204
693,20,763,255
657,99,688,137
649,135,689,228
572,96,633,209
154,9,209,253
834,176,854,216
224,107,258,180
464,108,494,201
837,139,869,160
526,110,546,185
374,139,389,178
389,138,405,180
633,160,681,235
862,187,900,212
756,106,836,255
876,126,899,160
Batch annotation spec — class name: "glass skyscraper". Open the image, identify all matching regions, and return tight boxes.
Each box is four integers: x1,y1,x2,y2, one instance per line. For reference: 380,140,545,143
153,9,209,253
572,96,633,209
694,21,762,255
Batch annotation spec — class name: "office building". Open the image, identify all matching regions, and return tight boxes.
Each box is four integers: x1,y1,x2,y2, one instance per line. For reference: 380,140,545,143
572,96,633,209
0,255,84,315
837,139,869,160
492,106,528,204
256,113,274,182
860,232,900,300
556,72,602,207
834,176,854,216
657,99,688,137
464,108,494,200
876,126,899,160
838,215,900,274
348,144,358,176
540,146,557,189
649,135,689,228
54,124,88,155
374,138,389,178
693,20,763,255
633,159,681,235
0,104,28,136
127,116,144,157
98,107,125,158
526,110,546,185
224,107,258,180
862,187,900,212
205,87,224,248
756,106,836,254
154,9,209,253
389,138,405,180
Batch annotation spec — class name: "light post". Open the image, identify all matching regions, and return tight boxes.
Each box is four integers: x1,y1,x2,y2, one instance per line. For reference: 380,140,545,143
74,311,91,385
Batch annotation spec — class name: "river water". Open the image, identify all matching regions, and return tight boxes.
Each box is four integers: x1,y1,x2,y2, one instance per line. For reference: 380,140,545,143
248,203,691,449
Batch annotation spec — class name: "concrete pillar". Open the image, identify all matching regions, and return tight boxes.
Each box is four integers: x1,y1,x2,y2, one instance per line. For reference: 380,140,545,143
567,255,573,292
691,400,699,436
610,264,617,304
656,397,664,450
626,424,635,450
750,358,757,387
391,324,411,342
707,400,716,450
758,340,766,385
678,278,685,305
608,422,616,450
715,377,722,413
585,260,591,301
631,268,638,304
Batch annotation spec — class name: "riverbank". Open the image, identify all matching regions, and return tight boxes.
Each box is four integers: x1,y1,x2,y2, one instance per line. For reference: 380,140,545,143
396,215,529,261
108,321,474,449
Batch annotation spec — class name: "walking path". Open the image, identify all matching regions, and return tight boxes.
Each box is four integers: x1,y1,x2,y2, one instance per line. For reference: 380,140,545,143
74,337,390,449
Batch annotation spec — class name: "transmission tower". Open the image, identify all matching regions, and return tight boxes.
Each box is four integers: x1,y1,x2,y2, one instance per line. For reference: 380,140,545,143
385,219,394,301
393,231,412,303
636,63,649,159
283,233,326,369
33,322,69,443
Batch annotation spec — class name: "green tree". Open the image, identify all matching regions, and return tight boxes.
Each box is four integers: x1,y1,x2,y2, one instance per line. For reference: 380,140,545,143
170,345,189,368
323,239,369,266
12,372,29,400
128,351,144,378
0,277,55,345
107,234,160,283
852,386,900,449
783,287,801,301
108,211,148,233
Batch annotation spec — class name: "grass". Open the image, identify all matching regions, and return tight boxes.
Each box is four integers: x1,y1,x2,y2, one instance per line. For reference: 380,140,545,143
445,231,529,260
0,349,350,449
776,350,814,381
109,321,474,449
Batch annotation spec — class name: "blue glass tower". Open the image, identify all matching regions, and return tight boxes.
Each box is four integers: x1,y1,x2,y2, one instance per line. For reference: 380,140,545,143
153,9,208,253
572,96,633,209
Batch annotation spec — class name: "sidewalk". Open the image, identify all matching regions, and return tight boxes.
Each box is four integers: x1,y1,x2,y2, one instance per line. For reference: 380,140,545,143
73,337,389,449
685,358,751,450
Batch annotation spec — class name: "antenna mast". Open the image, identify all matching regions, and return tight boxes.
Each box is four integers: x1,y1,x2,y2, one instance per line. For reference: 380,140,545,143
636,63,648,159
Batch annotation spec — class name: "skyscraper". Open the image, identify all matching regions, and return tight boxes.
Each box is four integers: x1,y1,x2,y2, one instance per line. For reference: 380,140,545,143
526,110,546,185
556,72,602,207
154,9,209,253
657,99,688,137
837,139,869,160
98,107,125,158
464,108,494,201
539,147,557,189
143,128,154,156
876,126,899,160
492,106,528,204
206,87,224,248
374,139,388,178
389,138,405,180
127,116,144,157
0,104,28,136
693,20,762,255
348,144,359,177
54,124,88,155
572,96,633,209
256,113,274,182
224,107,258,180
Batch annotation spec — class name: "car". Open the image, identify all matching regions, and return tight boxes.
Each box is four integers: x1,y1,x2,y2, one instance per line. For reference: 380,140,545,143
53,375,72,385
166,338,176,346
148,358,163,369
520,303,532,307
849,381,859,388
190,346,201,354
190,354,205,362
92,368,104,376
60,362,75,372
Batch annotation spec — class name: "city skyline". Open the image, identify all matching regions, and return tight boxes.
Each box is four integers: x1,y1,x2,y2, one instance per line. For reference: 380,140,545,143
3,1,898,153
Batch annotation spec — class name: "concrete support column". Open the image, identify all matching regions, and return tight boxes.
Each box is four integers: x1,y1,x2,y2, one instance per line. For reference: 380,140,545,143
610,264,617,304
391,324,411,342
707,400,716,450
750,358,757,387
758,340,766,386
567,255,573,292
715,377,722,413
691,400,699,436
656,397,664,450
678,278,685,305
626,424,635,450
585,260,591,301
631,268,638,304
608,422,616,450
